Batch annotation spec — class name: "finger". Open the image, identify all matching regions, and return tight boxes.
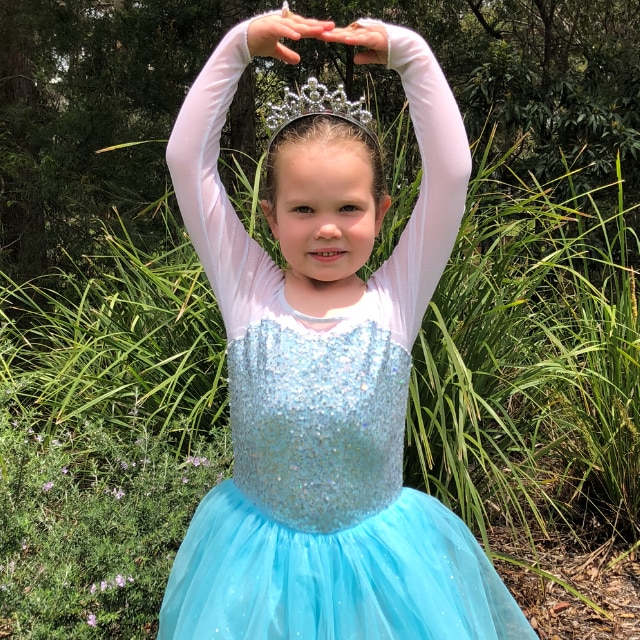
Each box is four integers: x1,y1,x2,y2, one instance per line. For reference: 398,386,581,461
269,22,333,47
271,23,305,41
287,21,335,38
251,16,333,45
318,27,354,41
318,24,370,37
285,15,335,29
272,42,301,65
321,23,385,40
319,30,382,48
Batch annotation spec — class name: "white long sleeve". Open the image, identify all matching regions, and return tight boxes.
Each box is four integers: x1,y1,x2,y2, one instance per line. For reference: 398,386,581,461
371,22,472,343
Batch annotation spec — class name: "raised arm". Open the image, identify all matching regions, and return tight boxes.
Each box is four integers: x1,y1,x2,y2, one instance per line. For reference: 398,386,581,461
166,13,333,332
386,23,472,342
323,23,472,344
166,20,258,330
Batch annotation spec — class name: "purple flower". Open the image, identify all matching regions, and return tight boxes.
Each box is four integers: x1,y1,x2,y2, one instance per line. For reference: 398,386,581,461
115,574,125,587
87,613,97,627
182,477,189,484
42,481,54,492
186,455,211,468
61,466,69,475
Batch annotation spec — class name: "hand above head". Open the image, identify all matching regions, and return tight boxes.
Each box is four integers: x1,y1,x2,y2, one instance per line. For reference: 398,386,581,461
248,11,335,64
319,23,389,66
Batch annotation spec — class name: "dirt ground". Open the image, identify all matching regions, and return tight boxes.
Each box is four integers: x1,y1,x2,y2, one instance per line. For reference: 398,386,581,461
493,527,640,639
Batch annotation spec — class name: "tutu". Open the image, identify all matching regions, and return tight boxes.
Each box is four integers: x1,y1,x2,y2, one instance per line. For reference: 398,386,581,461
159,480,534,639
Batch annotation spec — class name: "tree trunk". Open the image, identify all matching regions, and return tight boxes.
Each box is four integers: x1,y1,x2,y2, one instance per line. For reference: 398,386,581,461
0,49,36,106
0,0,48,281
229,67,257,184
222,1,257,196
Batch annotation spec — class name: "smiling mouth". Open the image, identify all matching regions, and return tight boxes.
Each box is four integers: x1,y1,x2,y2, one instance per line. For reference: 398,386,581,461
311,251,344,257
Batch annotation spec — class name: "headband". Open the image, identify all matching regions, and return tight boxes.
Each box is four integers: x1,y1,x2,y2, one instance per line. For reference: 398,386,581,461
264,77,380,153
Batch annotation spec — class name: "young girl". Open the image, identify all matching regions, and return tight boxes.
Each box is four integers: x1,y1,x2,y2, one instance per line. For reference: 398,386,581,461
159,7,538,639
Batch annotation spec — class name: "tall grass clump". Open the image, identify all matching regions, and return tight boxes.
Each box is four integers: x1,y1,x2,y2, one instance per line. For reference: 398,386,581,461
540,157,640,541
401,133,581,546
0,200,228,451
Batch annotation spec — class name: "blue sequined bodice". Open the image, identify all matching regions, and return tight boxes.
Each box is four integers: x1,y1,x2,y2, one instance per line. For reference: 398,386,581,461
227,318,412,533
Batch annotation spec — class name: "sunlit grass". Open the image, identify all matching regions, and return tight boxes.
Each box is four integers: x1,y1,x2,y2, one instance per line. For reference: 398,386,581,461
0,203,228,453
535,156,640,540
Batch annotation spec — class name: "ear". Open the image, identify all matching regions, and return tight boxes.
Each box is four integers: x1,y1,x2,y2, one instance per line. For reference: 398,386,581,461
375,195,392,235
260,199,279,239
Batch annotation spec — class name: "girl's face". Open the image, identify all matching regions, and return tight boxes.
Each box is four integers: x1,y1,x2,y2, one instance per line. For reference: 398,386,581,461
261,141,391,289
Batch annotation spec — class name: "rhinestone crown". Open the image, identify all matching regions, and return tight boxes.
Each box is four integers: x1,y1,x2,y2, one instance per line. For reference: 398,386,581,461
265,77,375,138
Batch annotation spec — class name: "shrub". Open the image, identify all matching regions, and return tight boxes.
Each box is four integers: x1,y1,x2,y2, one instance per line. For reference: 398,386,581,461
0,414,231,638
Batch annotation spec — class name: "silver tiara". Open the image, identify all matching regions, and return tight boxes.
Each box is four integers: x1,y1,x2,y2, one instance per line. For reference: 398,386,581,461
265,77,375,140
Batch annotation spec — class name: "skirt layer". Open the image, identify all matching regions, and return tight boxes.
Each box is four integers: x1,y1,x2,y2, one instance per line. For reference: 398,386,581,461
158,480,537,639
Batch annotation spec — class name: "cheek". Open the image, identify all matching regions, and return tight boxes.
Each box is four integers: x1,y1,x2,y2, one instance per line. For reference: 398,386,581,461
352,216,378,241
273,225,301,256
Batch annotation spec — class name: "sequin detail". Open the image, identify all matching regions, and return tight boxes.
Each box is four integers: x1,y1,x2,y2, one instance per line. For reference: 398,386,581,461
228,318,412,533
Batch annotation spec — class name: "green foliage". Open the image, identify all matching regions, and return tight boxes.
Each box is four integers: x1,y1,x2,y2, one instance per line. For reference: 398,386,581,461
0,0,228,281
0,202,228,449
458,0,640,204
538,158,640,540
404,133,571,545
0,414,231,638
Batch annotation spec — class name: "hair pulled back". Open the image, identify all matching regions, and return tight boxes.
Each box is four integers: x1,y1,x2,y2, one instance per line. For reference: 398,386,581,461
263,115,387,208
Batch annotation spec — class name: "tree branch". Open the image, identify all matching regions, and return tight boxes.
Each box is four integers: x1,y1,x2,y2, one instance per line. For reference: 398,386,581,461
464,0,503,40
0,74,35,85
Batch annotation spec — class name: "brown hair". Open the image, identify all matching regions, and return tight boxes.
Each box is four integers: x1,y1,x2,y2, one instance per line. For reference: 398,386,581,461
262,115,387,211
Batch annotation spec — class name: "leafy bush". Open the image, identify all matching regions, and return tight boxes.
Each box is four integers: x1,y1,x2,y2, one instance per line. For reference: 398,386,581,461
0,413,231,638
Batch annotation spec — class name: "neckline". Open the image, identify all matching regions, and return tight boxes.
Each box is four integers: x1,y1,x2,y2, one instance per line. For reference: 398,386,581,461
277,285,369,323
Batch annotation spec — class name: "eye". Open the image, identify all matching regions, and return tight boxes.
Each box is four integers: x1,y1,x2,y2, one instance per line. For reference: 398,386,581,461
293,205,313,214
340,204,360,213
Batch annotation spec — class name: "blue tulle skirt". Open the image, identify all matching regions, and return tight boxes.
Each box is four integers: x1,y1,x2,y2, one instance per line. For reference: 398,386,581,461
158,480,537,639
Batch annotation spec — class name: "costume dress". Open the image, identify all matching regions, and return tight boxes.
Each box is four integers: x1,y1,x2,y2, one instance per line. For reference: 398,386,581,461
158,15,538,640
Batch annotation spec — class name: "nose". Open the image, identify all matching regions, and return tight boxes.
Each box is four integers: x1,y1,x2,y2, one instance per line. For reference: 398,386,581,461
314,218,342,240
